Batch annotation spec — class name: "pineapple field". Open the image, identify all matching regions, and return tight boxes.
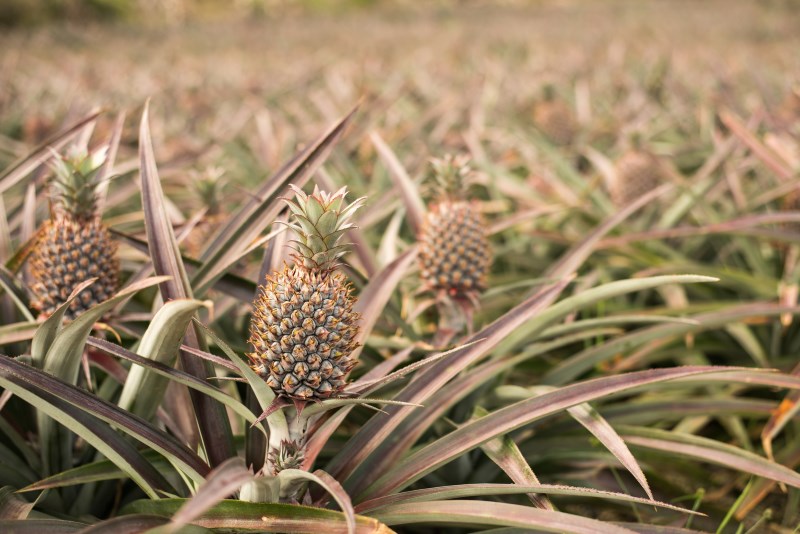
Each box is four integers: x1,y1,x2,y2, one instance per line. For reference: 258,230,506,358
2,0,800,532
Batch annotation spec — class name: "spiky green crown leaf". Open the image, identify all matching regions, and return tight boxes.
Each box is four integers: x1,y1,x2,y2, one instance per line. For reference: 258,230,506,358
283,184,365,272
50,146,107,222
427,154,474,201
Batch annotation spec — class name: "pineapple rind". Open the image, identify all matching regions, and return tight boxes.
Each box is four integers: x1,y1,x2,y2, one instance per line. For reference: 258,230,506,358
29,217,119,319
419,200,491,298
248,265,359,400
612,149,664,206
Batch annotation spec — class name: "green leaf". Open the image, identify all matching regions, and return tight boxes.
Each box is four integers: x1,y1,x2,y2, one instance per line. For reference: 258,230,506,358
0,519,86,533
117,299,207,421
122,499,391,533
87,337,265,432
0,372,170,498
20,450,174,492
37,276,169,476
167,457,253,533
0,356,207,491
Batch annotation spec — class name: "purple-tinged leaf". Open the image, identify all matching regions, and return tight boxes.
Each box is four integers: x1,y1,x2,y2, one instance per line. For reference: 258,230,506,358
169,457,253,532
480,431,552,509
139,102,193,302
350,247,418,361
86,337,264,431
355,483,700,516
370,500,637,533
545,303,800,385
139,102,235,467
501,385,653,501
0,370,173,498
718,108,793,181
0,355,208,485
280,469,356,534
621,426,800,490
0,110,102,196
0,485,33,519
598,212,800,249
192,106,359,291
369,131,425,235
327,278,571,493
360,367,784,498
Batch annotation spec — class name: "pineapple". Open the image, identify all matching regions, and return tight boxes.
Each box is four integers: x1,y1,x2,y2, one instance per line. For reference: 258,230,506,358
533,84,577,147
248,185,364,401
28,147,119,319
268,440,305,475
611,136,664,207
183,166,227,258
418,155,491,303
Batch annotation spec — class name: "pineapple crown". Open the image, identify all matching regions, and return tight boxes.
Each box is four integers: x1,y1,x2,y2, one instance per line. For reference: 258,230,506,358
269,440,305,474
50,146,107,222
542,83,557,102
190,166,227,215
426,153,474,201
283,184,365,272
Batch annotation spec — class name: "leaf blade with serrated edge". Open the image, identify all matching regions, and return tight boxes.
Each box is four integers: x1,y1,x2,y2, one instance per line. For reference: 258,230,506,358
139,102,235,467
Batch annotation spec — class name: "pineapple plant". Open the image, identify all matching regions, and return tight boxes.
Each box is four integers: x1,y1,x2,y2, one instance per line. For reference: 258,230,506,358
419,155,491,342
532,84,578,146
182,165,228,257
610,134,665,207
248,185,365,401
28,147,119,319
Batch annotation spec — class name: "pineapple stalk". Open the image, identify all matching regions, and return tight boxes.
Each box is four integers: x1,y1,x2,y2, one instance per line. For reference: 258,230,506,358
28,147,119,319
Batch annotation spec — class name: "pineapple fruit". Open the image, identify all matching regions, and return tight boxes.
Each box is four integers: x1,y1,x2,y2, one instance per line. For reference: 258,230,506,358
183,166,227,258
28,147,119,319
610,137,665,207
419,155,491,303
533,84,578,147
248,185,364,401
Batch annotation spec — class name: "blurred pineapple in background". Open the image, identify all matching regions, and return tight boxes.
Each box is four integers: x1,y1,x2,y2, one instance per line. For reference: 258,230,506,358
248,185,364,401
777,84,800,130
610,133,666,207
183,166,228,258
28,147,119,319
419,154,491,344
533,84,578,147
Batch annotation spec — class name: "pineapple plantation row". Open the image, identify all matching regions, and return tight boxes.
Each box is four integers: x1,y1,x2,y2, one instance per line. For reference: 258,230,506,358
1,2,800,532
